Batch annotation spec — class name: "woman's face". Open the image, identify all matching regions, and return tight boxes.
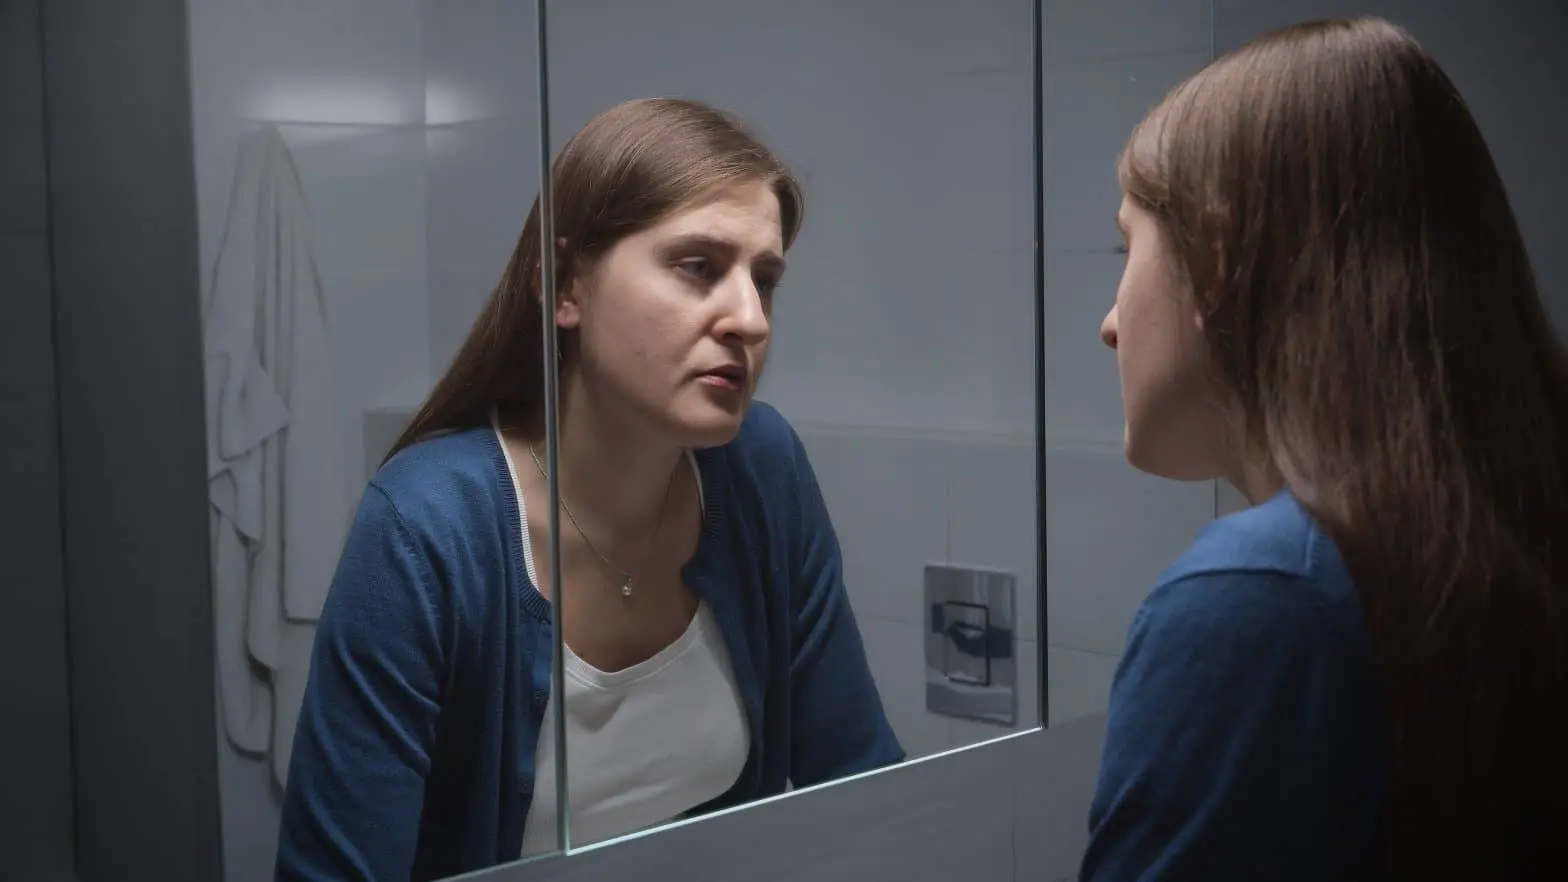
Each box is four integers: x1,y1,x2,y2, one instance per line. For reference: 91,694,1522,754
559,180,785,449
1100,195,1227,480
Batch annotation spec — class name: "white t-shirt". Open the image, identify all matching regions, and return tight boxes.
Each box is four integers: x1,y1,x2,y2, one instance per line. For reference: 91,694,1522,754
497,435,750,856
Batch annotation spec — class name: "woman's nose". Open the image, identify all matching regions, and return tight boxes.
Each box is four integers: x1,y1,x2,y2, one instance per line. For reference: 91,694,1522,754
1100,305,1119,350
718,276,770,345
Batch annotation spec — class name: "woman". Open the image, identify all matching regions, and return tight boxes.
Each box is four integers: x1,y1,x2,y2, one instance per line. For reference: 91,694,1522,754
1084,17,1566,882
276,97,903,881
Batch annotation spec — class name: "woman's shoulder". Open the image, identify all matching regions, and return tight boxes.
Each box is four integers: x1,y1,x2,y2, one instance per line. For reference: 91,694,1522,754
1160,488,1345,587
330,425,521,628
365,425,513,538
1135,489,1367,661
728,399,804,459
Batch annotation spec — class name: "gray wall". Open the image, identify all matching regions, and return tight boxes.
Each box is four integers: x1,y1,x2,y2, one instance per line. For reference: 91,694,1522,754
0,1,76,880
28,0,224,880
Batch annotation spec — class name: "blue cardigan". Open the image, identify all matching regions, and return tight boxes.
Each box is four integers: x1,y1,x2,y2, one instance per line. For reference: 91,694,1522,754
275,402,905,881
1081,489,1386,881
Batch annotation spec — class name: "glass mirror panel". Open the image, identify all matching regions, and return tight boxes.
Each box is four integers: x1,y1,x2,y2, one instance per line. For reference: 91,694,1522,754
534,0,1044,855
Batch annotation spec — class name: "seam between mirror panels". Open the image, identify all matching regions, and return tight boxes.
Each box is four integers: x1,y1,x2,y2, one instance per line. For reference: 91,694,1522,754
1032,0,1049,730
1209,0,1216,60
533,0,570,858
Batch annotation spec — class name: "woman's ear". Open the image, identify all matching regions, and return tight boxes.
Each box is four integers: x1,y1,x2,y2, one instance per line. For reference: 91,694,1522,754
555,278,583,329
533,236,581,328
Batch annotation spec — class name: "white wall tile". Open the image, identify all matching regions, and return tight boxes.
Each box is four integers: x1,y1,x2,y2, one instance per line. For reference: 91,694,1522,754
1046,646,1120,726
869,0,1034,76
424,118,540,373
545,0,873,147
285,128,432,490
422,0,538,124
765,245,1034,434
1046,449,1214,655
898,70,1034,258
1042,0,1212,64
948,439,1039,643
1041,51,1211,253
1045,251,1126,443
185,0,426,128
797,429,949,626
858,618,953,758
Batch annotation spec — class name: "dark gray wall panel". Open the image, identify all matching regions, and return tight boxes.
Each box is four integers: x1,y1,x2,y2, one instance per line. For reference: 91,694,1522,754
0,237,76,882
40,0,222,879
0,0,77,879
0,0,49,236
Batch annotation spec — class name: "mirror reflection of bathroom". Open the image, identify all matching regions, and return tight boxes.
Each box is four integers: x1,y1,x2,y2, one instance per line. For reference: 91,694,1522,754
533,0,1043,855
191,2,562,880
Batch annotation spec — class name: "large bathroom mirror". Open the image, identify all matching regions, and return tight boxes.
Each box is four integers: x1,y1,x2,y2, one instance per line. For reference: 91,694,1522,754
188,1,566,879
530,0,1045,857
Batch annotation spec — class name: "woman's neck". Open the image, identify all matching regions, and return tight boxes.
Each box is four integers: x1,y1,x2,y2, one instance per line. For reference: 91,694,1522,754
1219,424,1287,507
532,371,687,537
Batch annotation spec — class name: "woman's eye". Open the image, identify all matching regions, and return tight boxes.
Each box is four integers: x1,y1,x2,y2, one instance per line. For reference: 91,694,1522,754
676,258,713,280
1113,243,1130,256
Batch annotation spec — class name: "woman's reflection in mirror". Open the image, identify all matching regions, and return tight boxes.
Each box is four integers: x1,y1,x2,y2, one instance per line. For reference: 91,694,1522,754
275,97,903,882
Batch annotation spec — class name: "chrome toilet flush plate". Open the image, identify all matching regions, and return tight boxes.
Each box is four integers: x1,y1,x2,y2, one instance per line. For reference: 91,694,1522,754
923,563,1018,727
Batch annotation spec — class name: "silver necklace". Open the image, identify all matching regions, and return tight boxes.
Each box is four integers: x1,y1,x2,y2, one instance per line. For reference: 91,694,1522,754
527,442,677,598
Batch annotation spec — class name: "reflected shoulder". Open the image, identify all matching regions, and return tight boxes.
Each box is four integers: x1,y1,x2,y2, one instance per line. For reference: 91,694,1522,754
366,426,509,534
729,399,809,465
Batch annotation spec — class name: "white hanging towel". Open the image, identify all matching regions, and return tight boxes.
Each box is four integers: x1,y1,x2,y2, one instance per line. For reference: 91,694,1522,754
204,125,350,788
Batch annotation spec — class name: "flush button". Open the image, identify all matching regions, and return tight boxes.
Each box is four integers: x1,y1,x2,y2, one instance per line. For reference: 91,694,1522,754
941,600,992,686
924,563,1018,726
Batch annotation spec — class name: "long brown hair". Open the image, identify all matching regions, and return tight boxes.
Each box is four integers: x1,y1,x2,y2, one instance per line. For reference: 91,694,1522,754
386,97,804,462
1120,17,1567,880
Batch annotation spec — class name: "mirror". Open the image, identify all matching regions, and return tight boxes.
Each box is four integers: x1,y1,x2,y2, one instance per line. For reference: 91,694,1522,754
190,1,563,879
532,0,1044,856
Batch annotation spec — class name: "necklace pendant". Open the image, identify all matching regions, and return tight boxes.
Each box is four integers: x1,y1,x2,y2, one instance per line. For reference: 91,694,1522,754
620,577,634,598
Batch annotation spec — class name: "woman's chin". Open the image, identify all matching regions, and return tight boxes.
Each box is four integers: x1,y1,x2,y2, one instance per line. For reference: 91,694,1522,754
669,404,748,449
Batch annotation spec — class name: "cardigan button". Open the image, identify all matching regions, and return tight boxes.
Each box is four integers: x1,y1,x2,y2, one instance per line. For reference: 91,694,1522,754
532,689,549,710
